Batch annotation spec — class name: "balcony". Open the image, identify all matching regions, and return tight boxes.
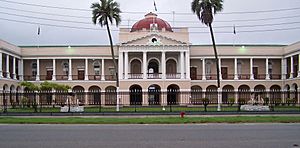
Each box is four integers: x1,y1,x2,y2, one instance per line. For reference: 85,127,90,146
166,73,181,79
23,75,36,81
88,75,102,80
147,73,162,79
238,74,250,80
128,73,143,79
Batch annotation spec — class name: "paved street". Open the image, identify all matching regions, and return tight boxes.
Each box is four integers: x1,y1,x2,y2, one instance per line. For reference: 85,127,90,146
0,124,299,148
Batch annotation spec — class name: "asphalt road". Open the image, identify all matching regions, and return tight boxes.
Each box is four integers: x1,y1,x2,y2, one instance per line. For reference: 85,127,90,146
0,124,299,148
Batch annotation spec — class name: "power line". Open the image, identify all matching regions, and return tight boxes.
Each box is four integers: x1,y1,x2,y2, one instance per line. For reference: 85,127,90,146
1,17,300,34
0,0,300,15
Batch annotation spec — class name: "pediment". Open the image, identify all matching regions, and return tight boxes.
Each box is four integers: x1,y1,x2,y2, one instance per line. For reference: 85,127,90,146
121,34,188,45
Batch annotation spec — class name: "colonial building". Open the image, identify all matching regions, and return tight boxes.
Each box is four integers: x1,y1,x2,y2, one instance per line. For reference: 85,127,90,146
0,12,299,106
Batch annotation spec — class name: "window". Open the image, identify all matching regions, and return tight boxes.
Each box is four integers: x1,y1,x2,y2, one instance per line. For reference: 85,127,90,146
268,61,273,75
237,60,242,75
93,61,101,75
62,62,69,75
32,62,37,76
205,61,211,79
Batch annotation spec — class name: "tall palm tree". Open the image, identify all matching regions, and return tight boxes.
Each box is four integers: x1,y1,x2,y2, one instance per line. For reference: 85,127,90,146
91,0,121,111
191,0,223,88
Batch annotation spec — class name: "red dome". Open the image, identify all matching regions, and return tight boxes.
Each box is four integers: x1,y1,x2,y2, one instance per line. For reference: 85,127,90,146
131,12,173,32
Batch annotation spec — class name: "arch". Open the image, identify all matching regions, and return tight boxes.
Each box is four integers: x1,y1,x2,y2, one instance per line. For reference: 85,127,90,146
148,84,161,105
254,85,267,102
270,85,282,102
166,59,177,74
254,85,266,91
130,59,142,75
88,86,101,105
130,85,143,105
10,85,15,92
167,84,180,105
284,84,291,99
105,86,117,105
206,85,218,103
191,85,203,105
270,85,281,91
3,84,9,91
238,85,251,102
148,58,160,74
72,86,85,105
222,85,235,103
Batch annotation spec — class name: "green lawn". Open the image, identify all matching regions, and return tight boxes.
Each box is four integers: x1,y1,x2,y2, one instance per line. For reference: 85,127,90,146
0,116,300,124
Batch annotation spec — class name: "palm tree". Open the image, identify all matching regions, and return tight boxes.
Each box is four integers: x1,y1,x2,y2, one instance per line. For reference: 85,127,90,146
91,0,121,111
191,0,223,88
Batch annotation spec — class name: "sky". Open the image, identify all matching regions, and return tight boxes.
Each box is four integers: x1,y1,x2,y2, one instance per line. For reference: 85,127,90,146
0,0,300,46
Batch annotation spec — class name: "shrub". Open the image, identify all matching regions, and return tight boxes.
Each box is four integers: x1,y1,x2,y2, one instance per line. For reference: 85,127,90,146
228,98,235,106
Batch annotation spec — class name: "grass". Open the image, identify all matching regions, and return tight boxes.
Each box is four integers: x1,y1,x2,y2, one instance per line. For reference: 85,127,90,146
0,116,300,124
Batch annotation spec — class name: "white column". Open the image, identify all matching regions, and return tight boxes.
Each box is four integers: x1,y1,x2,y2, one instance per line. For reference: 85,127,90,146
0,53,2,78
234,58,238,80
52,59,56,81
185,51,190,79
202,58,206,80
298,54,300,77
162,51,166,79
68,59,72,80
13,57,16,79
85,58,89,80
218,58,222,80
143,51,147,79
36,59,40,81
290,56,294,79
266,58,270,80
118,51,124,80
6,54,10,78
19,59,23,81
101,59,105,81
180,51,184,79
124,52,128,79
282,58,286,80
250,58,254,80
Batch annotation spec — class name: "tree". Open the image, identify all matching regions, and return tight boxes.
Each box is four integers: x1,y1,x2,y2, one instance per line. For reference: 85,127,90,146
91,0,121,111
191,0,223,88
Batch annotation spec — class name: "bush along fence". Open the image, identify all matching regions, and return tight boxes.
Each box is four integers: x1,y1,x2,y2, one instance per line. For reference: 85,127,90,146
0,90,299,113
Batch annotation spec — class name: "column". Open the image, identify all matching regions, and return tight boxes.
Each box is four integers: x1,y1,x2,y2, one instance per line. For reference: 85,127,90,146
68,59,72,80
124,52,128,79
0,53,2,78
85,58,89,80
234,58,238,80
52,59,56,81
180,51,184,79
162,51,166,79
101,59,105,81
290,56,294,79
19,59,23,81
250,58,254,80
36,59,40,81
118,51,124,80
218,58,222,80
265,58,270,80
13,57,16,79
6,54,10,78
143,51,147,79
282,58,286,80
185,51,190,79
298,54,300,77
202,58,206,80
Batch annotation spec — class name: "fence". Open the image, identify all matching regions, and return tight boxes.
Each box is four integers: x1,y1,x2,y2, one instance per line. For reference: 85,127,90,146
0,90,299,113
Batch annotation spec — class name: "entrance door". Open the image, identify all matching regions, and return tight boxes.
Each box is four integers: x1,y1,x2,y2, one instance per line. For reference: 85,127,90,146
78,70,85,80
190,67,197,80
221,67,228,79
46,70,53,80
253,67,258,79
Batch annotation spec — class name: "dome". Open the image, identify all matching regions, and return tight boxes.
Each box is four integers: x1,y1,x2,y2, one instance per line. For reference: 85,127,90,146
131,12,173,32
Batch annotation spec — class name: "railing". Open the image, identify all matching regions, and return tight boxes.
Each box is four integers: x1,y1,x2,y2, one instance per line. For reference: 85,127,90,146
191,75,203,80
166,73,181,79
105,75,116,81
256,74,266,80
147,73,162,79
222,74,235,80
238,74,250,80
23,75,37,81
128,73,143,79
270,74,281,80
206,74,218,80
88,75,102,80
72,75,85,80
56,75,69,80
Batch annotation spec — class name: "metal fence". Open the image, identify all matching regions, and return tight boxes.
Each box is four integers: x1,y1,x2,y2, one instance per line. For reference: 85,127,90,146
0,90,299,113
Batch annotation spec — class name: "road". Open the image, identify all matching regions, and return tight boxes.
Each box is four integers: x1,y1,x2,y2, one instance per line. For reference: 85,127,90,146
0,124,299,148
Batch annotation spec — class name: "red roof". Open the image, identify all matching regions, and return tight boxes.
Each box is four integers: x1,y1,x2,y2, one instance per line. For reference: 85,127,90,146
131,12,173,32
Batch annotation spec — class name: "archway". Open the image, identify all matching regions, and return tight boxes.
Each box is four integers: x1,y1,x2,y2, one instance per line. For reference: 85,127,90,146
105,86,116,105
167,84,180,105
166,59,177,78
254,85,267,100
88,86,101,105
148,85,161,105
238,85,251,102
148,59,160,79
270,85,281,102
206,85,218,103
130,59,142,79
130,85,143,105
222,85,234,103
72,86,85,105
284,85,290,100
191,86,202,105
292,83,298,102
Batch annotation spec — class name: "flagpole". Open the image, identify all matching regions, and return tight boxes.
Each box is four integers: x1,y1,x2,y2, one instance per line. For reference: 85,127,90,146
233,24,236,47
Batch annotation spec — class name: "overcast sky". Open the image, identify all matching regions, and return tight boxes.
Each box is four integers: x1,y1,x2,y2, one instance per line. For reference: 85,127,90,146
0,0,300,46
